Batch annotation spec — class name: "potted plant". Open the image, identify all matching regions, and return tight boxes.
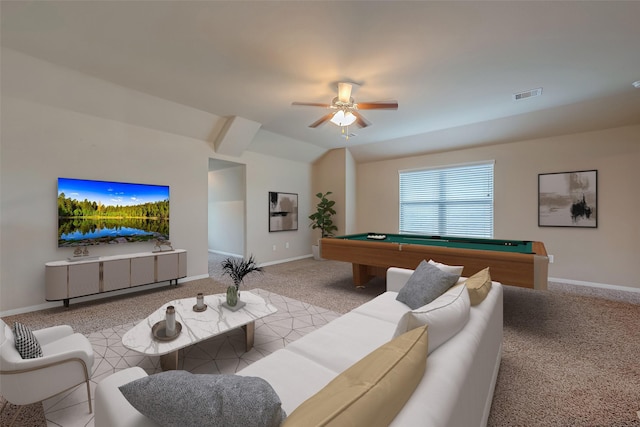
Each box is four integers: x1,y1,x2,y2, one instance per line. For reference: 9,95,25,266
309,191,338,260
220,255,263,307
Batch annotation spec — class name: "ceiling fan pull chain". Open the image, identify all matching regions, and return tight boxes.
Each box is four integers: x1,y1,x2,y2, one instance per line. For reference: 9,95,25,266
343,125,349,140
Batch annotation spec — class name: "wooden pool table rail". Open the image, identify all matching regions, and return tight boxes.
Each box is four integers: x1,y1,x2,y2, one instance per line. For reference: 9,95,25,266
320,238,548,290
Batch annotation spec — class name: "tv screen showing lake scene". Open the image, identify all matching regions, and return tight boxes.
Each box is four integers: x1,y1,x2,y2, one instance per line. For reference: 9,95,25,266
58,177,170,247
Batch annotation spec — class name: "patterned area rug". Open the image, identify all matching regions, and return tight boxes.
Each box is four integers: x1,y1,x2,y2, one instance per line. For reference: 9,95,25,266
37,289,339,427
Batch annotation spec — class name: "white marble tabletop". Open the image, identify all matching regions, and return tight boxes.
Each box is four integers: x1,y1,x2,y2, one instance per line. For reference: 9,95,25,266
121,291,277,356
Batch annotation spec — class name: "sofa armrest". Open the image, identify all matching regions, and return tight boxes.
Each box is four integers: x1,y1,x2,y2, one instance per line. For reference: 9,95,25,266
386,267,415,292
33,325,74,345
95,367,158,427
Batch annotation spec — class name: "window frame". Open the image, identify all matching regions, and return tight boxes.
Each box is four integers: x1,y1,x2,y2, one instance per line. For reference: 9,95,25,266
398,160,495,238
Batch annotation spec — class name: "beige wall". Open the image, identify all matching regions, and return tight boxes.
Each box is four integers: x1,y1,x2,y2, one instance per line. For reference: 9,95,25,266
208,164,245,256
311,147,358,236
243,150,314,263
357,126,640,290
1,94,212,312
344,148,357,234
312,149,347,238
2,48,638,315
0,49,316,313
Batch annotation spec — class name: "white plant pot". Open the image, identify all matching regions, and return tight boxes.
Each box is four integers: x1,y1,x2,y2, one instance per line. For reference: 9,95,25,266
312,244,324,261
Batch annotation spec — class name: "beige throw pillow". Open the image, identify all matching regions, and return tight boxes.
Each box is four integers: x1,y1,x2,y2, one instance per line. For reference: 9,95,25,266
465,267,492,305
282,325,428,427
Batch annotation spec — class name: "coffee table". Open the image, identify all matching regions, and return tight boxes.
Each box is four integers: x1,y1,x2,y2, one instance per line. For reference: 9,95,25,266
121,291,277,370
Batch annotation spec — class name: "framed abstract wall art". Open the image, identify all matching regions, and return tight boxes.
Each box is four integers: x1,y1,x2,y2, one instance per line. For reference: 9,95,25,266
538,170,597,228
269,191,298,232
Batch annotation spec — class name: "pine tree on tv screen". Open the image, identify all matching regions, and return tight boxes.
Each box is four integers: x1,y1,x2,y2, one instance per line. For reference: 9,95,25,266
57,178,170,247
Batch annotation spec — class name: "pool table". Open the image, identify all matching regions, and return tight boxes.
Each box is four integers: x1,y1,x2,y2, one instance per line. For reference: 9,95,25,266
320,233,548,290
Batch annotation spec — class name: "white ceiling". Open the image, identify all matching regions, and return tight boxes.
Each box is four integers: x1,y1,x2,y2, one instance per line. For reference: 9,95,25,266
2,1,640,163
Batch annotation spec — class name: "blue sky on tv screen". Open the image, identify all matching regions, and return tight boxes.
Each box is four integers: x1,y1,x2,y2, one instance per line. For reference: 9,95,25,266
58,178,169,207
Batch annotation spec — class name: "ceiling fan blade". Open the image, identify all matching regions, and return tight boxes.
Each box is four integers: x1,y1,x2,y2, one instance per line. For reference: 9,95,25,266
292,102,332,108
309,113,334,128
356,101,399,110
337,82,353,103
352,111,371,128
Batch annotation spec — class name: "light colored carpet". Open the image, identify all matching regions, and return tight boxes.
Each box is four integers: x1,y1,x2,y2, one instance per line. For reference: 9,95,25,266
0,397,46,427
5,288,340,427
2,254,640,426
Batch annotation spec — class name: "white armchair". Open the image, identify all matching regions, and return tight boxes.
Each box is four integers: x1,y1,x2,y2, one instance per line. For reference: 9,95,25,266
0,319,94,426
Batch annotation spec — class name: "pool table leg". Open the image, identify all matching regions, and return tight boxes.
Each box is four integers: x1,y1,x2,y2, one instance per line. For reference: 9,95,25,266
352,264,387,288
352,264,370,287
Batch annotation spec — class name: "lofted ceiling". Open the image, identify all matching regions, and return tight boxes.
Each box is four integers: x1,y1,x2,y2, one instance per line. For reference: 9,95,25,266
2,1,639,163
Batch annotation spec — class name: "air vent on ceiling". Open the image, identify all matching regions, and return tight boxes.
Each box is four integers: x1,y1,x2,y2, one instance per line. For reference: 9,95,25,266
513,87,543,101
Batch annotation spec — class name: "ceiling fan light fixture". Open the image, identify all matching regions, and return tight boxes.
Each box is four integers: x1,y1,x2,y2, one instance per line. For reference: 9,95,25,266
330,110,357,127
337,82,353,103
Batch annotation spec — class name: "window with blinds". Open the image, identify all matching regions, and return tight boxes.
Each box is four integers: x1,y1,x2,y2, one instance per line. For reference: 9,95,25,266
399,161,494,238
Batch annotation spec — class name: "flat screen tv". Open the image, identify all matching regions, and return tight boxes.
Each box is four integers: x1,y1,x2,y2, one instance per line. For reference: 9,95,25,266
57,177,170,247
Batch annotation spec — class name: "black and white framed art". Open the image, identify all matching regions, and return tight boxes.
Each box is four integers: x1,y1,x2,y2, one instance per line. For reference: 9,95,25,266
538,170,597,228
269,192,298,232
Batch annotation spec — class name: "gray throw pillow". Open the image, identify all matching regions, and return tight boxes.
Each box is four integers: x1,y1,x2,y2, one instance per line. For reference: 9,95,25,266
13,322,43,359
396,260,460,309
119,370,286,427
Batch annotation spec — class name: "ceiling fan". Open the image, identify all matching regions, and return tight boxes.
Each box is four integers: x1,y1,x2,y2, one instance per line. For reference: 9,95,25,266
292,82,398,132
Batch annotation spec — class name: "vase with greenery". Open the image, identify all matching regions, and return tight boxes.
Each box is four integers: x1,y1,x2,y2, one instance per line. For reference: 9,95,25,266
309,191,338,238
221,255,263,307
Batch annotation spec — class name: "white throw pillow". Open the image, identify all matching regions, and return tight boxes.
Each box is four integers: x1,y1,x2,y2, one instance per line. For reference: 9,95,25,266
393,284,471,354
428,259,464,277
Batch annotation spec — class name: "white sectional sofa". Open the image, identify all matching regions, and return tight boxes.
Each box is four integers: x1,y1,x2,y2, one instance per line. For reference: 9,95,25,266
95,266,503,427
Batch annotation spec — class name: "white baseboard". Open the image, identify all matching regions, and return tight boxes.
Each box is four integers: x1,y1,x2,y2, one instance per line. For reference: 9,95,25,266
183,274,211,282
549,277,640,294
0,274,210,317
208,249,243,258
208,250,313,267
259,254,313,267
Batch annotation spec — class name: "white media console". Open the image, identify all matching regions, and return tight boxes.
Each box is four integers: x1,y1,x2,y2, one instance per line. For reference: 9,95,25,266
45,249,187,307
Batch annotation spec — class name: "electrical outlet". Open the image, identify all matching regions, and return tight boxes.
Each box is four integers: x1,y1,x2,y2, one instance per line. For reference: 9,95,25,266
272,245,276,251
548,254,554,263
285,242,289,249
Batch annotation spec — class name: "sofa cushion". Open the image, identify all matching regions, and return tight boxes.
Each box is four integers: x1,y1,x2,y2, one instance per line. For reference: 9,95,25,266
286,311,399,374
428,259,464,277
396,260,460,309
282,325,428,427
394,284,470,354
350,291,410,325
238,349,340,415
119,370,286,427
464,267,493,305
13,322,43,359
95,367,157,427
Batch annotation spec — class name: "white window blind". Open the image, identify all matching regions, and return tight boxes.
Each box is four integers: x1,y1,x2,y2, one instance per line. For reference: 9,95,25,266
399,161,494,238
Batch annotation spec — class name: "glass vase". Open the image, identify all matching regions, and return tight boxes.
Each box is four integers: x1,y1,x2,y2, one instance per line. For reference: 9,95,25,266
226,285,238,307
